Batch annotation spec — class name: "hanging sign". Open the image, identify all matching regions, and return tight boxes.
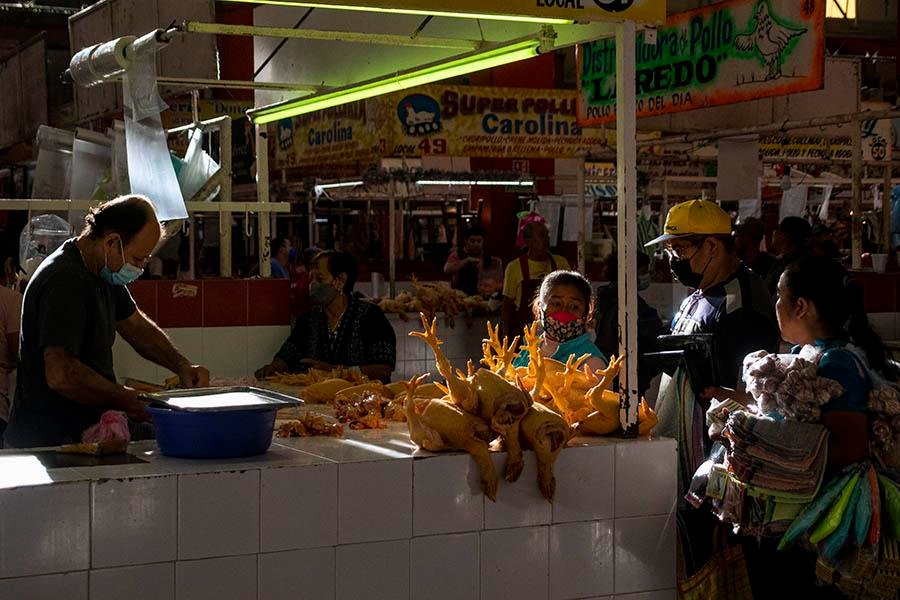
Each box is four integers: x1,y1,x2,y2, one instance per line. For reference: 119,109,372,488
377,84,607,159
270,100,382,173
265,0,665,23
577,0,825,125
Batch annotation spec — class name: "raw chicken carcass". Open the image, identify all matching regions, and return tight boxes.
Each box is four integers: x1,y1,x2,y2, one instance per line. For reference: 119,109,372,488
411,314,532,482
403,375,498,501
471,369,533,482
519,397,569,501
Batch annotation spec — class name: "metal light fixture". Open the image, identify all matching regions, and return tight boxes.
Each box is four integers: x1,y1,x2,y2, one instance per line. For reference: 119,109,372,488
218,0,572,24
249,38,543,124
415,180,534,186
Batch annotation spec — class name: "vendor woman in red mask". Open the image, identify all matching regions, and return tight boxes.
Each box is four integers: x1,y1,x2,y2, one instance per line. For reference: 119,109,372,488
512,270,608,372
255,251,396,383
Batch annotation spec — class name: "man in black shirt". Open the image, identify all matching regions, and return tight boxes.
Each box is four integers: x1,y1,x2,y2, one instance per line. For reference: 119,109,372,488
5,196,209,448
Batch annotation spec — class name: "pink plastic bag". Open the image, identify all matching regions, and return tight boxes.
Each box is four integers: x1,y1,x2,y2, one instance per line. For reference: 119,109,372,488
82,410,131,443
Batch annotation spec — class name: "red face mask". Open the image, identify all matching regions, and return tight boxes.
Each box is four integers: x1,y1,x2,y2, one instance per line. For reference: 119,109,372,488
547,311,580,324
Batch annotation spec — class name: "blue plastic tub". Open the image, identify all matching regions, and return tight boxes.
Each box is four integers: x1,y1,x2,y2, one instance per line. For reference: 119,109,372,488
147,406,277,459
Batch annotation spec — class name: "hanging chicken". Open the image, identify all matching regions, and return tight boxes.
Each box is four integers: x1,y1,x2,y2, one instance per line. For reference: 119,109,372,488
411,315,532,482
403,374,499,501
519,397,570,501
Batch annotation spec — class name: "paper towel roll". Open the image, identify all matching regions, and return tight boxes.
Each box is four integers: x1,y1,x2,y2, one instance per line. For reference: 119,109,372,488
69,36,135,87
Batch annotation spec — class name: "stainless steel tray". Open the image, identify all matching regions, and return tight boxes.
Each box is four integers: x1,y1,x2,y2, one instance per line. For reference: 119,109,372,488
142,386,304,412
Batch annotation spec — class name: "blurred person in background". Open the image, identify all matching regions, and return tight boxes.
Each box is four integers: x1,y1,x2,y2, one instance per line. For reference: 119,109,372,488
765,216,812,296
593,251,667,398
269,237,291,279
501,220,569,338
444,226,503,297
734,217,776,279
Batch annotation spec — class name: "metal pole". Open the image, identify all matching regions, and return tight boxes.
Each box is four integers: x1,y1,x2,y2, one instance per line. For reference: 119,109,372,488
885,164,894,253
388,181,397,298
188,215,196,279
852,123,862,270
577,156,586,274
257,125,272,277
308,198,315,247
641,109,900,148
182,21,479,50
616,21,639,433
219,117,233,277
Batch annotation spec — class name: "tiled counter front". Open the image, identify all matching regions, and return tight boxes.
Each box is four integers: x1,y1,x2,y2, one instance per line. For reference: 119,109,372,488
0,431,677,600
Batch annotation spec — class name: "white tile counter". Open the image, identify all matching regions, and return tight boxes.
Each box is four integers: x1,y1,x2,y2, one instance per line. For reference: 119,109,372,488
0,424,677,600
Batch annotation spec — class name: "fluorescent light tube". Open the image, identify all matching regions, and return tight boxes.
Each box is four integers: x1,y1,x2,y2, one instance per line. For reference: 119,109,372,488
250,39,541,124
218,0,572,24
416,180,534,186
316,181,364,189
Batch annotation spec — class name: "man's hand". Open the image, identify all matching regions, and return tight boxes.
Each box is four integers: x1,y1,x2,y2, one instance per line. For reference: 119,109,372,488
177,363,210,388
123,388,151,422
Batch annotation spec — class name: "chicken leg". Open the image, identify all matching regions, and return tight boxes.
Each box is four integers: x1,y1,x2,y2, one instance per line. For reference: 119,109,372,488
410,314,478,412
403,375,499,501
519,399,569,501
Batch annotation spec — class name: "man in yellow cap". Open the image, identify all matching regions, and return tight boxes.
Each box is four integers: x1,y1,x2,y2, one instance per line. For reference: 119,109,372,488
645,199,778,576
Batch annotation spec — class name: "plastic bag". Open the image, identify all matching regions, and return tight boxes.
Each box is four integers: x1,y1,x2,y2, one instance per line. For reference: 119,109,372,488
177,128,219,202
779,468,855,550
19,214,73,278
809,471,861,543
82,410,131,443
819,477,862,563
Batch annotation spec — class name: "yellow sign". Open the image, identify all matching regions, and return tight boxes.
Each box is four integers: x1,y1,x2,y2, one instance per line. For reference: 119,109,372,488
266,0,665,24
378,84,607,159
270,100,382,172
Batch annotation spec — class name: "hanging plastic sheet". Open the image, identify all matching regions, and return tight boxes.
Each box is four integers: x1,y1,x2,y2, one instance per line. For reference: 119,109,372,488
177,128,219,202
31,126,74,199
738,198,762,222
779,185,808,222
816,184,833,222
717,138,761,202
110,121,129,195
123,32,187,222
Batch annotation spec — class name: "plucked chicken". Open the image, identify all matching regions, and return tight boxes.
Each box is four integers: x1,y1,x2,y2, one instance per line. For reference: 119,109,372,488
403,374,498,501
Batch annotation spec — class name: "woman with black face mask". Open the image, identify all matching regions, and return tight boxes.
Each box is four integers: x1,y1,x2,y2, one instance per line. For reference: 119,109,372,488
255,251,396,383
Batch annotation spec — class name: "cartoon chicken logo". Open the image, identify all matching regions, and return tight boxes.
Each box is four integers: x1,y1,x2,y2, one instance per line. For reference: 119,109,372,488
735,0,806,80
592,0,636,11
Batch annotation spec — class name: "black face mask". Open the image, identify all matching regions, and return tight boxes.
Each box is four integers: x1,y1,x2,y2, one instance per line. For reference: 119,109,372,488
670,248,711,289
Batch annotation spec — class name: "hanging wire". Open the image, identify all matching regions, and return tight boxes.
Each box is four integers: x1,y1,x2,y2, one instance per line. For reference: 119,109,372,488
245,211,253,238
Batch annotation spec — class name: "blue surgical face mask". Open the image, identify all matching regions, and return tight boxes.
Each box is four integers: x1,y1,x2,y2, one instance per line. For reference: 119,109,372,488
100,239,144,286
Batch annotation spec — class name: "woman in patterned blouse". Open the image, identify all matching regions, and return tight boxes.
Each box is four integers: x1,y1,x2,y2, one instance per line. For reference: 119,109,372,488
255,251,396,382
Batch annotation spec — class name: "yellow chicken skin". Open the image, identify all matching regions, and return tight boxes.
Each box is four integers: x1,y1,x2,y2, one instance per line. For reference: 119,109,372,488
300,378,354,404
573,389,620,436
471,369,533,482
637,398,658,437
403,375,498,501
410,315,478,412
519,399,569,501
411,314,532,483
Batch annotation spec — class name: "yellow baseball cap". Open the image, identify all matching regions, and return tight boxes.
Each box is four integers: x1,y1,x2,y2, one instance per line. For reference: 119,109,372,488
645,199,733,246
